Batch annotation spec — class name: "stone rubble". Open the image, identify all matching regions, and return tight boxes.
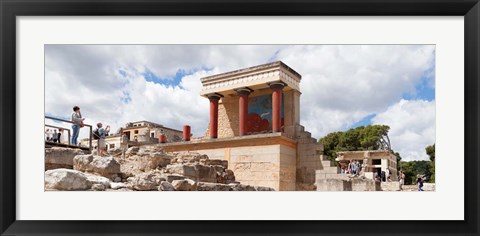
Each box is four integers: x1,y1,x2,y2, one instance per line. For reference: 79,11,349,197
45,146,274,191
45,147,84,170
73,154,121,179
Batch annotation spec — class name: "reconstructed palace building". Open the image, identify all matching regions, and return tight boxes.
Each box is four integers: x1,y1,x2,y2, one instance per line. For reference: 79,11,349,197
159,61,329,191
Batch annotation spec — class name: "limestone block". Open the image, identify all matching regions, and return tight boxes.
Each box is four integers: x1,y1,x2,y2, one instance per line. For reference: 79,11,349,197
351,178,380,191
194,164,217,182
251,181,278,190
233,163,251,172
126,173,163,191
125,147,140,156
45,169,92,191
423,183,436,191
171,179,197,191
91,184,105,191
250,162,277,172
254,186,276,191
164,174,186,183
321,166,339,174
229,183,256,191
316,179,352,191
85,174,111,189
204,159,229,169
73,155,121,179
158,181,176,191
381,182,401,191
165,164,197,179
196,182,232,191
111,182,128,190
45,147,84,170
165,164,217,183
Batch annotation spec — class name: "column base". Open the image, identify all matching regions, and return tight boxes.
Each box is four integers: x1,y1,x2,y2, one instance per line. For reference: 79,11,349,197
210,136,218,139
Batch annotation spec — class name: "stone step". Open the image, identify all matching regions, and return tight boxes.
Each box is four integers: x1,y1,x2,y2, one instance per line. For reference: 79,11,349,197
321,160,333,167
296,131,311,139
296,125,305,133
315,172,350,181
319,166,339,174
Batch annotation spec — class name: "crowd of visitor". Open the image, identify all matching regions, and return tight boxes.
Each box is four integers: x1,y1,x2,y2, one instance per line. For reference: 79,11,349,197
45,105,113,156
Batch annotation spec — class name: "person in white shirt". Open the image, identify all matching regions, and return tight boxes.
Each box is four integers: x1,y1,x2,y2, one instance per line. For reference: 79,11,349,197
385,168,391,181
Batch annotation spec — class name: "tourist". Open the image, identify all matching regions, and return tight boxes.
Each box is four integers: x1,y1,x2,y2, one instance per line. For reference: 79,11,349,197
399,170,406,190
349,159,360,177
45,128,51,141
380,171,386,182
57,128,63,143
71,106,85,145
96,122,110,156
417,174,426,191
120,133,128,159
374,174,381,182
52,129,58,142
355,160,361,175
347,160,354,174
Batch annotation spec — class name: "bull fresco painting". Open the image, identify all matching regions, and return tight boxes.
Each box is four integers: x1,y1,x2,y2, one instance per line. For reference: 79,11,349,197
247,94,284,133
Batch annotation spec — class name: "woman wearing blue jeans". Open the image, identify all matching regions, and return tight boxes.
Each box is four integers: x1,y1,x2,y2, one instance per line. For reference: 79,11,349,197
71,106,84,145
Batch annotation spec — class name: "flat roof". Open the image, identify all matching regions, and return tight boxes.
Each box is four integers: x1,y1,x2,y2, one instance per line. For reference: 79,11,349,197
200,61,301,83
336,150,393,154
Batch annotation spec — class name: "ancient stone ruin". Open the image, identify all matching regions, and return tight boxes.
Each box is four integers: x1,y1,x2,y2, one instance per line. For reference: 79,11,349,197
44,146,275,191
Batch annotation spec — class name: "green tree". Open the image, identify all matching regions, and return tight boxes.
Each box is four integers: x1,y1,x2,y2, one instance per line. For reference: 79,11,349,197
319,125,392,163
399,160,432,184
426,144,435,182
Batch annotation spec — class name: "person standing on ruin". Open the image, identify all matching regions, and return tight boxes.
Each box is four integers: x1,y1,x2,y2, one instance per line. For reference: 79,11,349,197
57,128,63,143
347,160,353,174
120,132,128,159
96,122,110,156
399,170,405,190
52,129,58,143
71,106,85,145
385,168,391,181
417,174,426,191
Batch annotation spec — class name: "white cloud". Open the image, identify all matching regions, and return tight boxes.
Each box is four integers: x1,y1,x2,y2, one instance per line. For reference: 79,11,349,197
45,45,435,161
275,45,435,137
372,99,436,161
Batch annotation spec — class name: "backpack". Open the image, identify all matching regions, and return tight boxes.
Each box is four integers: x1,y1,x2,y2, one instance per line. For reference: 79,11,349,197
93,128,100,140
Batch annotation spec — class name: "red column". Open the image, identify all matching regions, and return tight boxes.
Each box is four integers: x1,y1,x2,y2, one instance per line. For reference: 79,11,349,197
159,134,167,143
236,88,252,136
183,125,191,141
269,82,285,133
208,95,221,139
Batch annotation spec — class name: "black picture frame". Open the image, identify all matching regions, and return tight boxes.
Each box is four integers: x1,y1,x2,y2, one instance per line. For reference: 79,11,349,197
1,0,479,235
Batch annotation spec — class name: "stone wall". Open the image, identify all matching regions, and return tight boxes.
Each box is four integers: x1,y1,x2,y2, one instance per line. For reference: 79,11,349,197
295,124,325,191
191,144,296,191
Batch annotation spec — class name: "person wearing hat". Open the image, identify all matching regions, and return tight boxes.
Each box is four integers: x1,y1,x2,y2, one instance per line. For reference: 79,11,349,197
95,122,110,156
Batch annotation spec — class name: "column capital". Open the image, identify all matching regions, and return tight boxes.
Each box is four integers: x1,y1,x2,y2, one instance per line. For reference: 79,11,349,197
234,87,254,96
206,93,223,100
267,81,287,90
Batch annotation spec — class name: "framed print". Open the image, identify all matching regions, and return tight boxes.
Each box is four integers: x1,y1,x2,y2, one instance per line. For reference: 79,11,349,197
1,0,479,235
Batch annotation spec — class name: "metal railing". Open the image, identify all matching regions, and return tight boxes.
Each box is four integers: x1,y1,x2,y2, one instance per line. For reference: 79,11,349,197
44,124,71,145
45,115,93,151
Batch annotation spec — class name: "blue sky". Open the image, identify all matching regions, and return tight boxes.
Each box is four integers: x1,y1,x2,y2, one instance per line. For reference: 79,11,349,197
45,45,435,161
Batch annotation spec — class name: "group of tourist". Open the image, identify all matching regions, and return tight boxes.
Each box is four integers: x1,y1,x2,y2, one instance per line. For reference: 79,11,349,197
46,106,113,156
44,128,64,143
374,168,393,182
340,159,362,177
